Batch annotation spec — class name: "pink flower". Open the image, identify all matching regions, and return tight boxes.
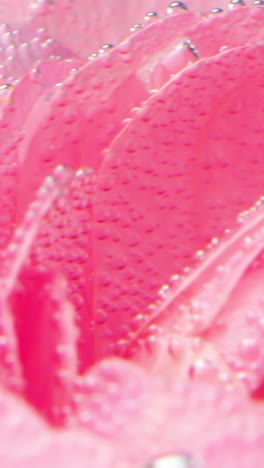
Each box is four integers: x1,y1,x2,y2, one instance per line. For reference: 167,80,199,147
1,0,264,466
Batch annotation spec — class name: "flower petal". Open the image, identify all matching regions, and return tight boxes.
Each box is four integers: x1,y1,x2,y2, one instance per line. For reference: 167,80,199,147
0,58,82,249
0,385,115,467
15,11,199,200
127,200,264,392
92,43,264,359
28,168,95,371
70,356,264,468
0,166,79,422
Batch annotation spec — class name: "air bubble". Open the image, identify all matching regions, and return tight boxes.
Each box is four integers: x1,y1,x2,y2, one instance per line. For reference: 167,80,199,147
131,313,147,327
240,337,258,360
170,274,182,283
95,309,107,325
144,454,198,468
208,237,219,248
88,52,99,60
167,2,188,14
183,266,191,275
99,43,114,54
190,358,216,378
182,40,199,59
194,249,205,261
115,338,128,354
210,7,224,12
243,236,254,248
158,284,170,298
144,11,158,21
130,23,144,32
168,337,182,358
229,0,245,7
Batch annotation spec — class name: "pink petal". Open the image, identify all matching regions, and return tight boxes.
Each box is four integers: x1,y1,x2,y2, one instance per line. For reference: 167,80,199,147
16,11,199,200
10,270,78,425
186,6,264,56
0,166,79,422
0,23,77,86
0,0,32,24
0,385,115,467
28,168,95,371
126,199,264,391
0,58,82,250
24,0,197,58
70,356,264,467
17,6,264,221
26,0,246,58
92,43,264,359
1,164,94,373
0,297,23,392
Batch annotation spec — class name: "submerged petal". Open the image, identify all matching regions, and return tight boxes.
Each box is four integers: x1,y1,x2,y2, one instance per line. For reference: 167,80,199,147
92,43,264,359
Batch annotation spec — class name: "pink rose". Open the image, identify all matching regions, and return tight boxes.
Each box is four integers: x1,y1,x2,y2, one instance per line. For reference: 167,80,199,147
1,0,264,466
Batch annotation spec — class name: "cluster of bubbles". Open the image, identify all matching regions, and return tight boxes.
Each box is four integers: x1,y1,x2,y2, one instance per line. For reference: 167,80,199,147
86,0,264,66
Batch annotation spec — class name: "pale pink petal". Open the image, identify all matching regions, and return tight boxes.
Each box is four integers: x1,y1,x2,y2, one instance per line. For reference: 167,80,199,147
0,0,32,24
26,0,247,58
70,356,264,467
92,43,264,359
25,1,198,58
0,298,23,392
0,23,77,86
0,385,115,467
0,58,82,250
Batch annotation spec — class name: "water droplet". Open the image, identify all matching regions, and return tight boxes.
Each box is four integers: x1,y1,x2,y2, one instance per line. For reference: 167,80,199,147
115,338,128,354
240,337,258,360
194,249,205,261
182,40,199,59
88,52,99,60
144,454,198,468
130,23,144,32
144,11,158,21
229,0,245,7
258,316,264,330
131,313,147,328
252,0,264,4
95,309,107,325
209,236,219,247
170,273,182,284
122,117,133,126
167,2,188,14
183,266,191,275
191,336,203,351
131,106,141,114
236,370,251,385
168,337,182,358
99,43,114,54
145,334,159,353
243,236,254,248
158,284,170,298
0,82,12,92
210,7,224,12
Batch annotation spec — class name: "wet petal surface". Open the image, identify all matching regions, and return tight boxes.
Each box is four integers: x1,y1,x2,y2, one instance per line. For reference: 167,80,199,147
92,43,264,359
